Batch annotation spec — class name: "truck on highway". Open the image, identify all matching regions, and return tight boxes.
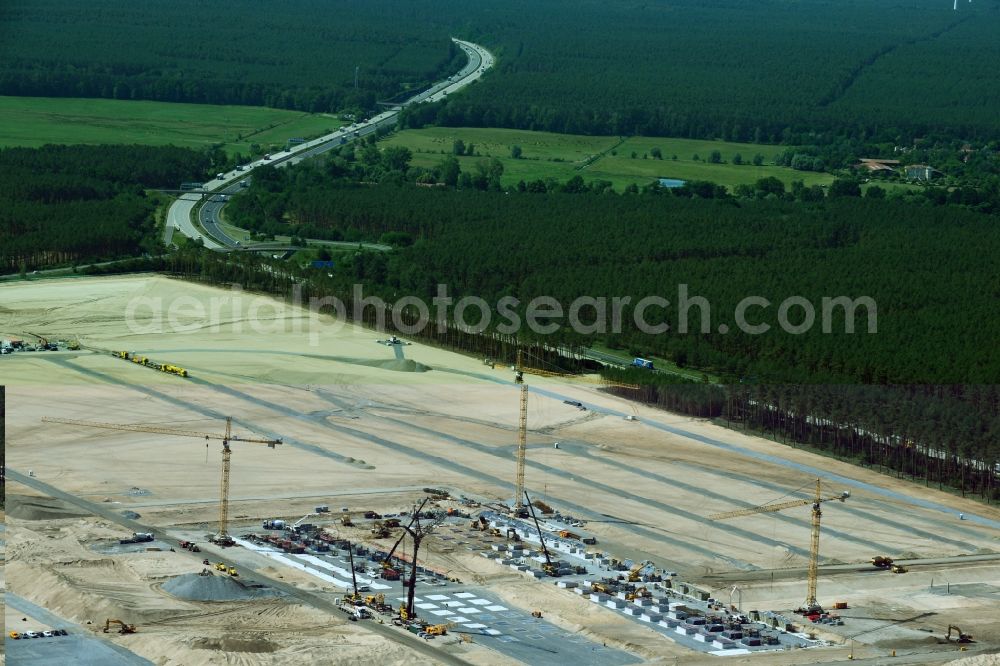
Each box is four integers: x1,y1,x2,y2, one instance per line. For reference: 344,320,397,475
632,358,655,370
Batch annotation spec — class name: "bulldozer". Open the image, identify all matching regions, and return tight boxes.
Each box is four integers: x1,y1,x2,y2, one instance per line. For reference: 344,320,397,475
946,625,973,643
891,564,908,574
215,562,228,572
103,619,137,635
341,515,354,527
228,567,239,577
425,623,450,636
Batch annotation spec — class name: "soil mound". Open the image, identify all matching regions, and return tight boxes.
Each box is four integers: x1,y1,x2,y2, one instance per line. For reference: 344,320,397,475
6,494,87,521
162,572,283,602
362,358,430,373
191,636,278,653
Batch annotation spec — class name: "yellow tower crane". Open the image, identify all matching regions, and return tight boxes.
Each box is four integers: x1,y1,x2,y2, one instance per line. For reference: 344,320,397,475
42,416,281,545
513,350,529,513
511,349,638,513
708,478,849,613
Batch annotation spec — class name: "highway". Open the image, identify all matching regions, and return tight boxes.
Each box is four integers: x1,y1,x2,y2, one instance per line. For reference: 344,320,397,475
167,39,493,250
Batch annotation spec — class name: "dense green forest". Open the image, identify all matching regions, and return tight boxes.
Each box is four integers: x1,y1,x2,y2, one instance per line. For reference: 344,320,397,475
409,0,1000,142
0,144,211,272
226,161,1000,386
5,0,999,143
0,0,462,113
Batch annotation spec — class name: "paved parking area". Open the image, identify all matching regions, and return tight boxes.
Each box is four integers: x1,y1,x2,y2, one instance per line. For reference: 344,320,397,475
398,590,640,665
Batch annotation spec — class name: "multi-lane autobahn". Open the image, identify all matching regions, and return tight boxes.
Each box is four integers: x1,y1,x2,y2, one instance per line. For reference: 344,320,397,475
166,39,493,250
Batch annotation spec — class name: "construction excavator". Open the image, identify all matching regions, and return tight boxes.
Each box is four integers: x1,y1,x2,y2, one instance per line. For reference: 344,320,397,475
946,625,973,643
103,619,137,634
625,586,652,601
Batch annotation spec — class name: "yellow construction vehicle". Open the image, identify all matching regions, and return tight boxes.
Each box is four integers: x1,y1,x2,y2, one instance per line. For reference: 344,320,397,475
364,593,385,607
891,565,908,574
946,625,973,643
425,623,450,636
103,619,137,634
341,515,354,527
371,521,390,538
228,567,239,576
625,587,651,601
399,606,410,622
9,631,20,639
215,562,228,572
591,582,609,593
709,479,850,614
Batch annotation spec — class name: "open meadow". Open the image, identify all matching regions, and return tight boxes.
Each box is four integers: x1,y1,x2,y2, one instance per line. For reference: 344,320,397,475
0,96,343,157
385,127,834,190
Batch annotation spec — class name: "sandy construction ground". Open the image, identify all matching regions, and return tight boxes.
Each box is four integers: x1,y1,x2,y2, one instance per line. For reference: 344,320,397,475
3,274,1000,665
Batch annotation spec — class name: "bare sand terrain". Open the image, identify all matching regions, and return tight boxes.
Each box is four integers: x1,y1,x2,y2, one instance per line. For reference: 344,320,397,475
3,275,999,665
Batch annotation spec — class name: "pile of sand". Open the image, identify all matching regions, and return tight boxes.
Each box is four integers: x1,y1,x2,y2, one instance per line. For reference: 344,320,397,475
162,572,283,602
349,358,431,373
5,495,87,521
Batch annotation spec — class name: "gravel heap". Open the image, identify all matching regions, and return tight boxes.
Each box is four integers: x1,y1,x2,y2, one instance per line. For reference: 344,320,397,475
162,572,283,601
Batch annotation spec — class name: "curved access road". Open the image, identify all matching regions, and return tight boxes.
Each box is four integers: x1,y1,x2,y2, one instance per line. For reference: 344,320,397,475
168,39,494,250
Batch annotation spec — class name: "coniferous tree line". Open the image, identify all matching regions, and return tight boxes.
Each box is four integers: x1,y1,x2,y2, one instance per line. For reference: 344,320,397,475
0,145,212,272
226,167,1000,386
0,0,462,113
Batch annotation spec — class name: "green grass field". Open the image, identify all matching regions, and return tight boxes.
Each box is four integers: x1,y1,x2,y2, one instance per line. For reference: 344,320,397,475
0,96,343,157
385,127,833,190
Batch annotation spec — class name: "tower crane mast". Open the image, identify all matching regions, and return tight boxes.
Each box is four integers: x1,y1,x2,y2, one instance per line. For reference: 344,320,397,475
42,416,281,545
708,478,849,613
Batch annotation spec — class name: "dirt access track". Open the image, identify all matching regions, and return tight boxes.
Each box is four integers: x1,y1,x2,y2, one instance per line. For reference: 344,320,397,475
3,274,999,665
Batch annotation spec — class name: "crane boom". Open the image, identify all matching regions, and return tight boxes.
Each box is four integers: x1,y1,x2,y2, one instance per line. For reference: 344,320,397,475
43,416,281,543
709,479,848,612
41,417,280,445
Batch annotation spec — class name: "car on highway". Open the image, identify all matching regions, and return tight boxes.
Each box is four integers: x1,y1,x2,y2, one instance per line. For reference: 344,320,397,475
235,165,244,171
23,631,40,639
42,631,54,638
